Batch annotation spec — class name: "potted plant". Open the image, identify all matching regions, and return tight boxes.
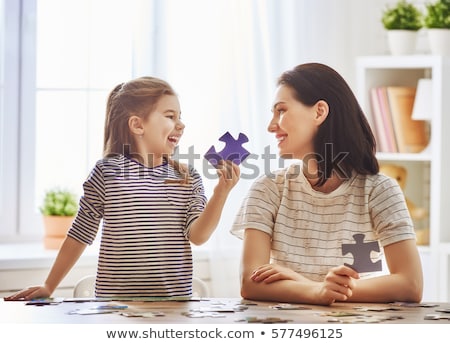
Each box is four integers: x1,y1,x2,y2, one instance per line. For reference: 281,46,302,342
424,0,450,55
382,0,423,55
40,188,78,249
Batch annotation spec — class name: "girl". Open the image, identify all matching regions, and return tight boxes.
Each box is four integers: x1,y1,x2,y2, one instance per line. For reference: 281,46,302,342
231,63,423,305
6,76,239,299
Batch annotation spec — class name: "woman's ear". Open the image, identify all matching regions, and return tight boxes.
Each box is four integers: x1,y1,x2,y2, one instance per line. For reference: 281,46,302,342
314,100,329,125
128,115,144,136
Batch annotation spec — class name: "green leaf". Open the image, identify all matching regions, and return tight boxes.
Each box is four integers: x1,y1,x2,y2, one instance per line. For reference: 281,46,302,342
40,187,78,216
424,0,450,28
382,0,423,30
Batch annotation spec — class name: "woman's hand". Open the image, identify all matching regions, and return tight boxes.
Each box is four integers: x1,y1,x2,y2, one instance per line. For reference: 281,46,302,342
4,285,52,301
250,263,302,283
315,265,360,305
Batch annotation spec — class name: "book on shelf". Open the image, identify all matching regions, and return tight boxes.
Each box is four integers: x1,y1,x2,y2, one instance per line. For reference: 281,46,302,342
369,86,429,154
369,88,386,152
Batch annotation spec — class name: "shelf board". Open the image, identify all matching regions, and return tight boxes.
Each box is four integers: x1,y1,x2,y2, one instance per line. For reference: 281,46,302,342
376,152,432,162
357,55,448,69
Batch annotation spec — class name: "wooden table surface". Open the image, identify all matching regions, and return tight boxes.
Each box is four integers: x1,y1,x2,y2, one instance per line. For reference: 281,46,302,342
1,297,450,324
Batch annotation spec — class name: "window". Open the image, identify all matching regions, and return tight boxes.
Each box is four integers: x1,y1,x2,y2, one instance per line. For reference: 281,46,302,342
5,0,276,243
0,0,20,239
3,0,156,240
1,0,278,245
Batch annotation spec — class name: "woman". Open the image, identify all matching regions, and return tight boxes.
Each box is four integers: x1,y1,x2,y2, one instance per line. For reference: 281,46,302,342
231,63,423,305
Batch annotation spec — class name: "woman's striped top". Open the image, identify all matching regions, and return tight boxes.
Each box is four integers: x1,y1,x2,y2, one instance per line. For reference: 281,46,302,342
67,155,207,297
231,161,416,281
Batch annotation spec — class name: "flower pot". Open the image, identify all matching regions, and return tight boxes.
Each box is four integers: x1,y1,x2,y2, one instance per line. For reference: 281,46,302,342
42,215,75,249
427,28,450,56
386,30,418,55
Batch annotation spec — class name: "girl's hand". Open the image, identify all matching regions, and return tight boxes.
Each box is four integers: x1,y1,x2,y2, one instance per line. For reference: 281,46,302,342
4,285,51,301
215,160,240,193
315,265,360,305
250,263,302,283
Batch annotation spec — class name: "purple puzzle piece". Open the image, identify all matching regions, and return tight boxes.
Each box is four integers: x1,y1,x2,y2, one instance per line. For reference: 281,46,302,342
204,132,250,168
342,233,382,273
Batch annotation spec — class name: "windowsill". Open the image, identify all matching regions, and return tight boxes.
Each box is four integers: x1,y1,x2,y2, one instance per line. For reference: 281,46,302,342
0,242,100,270
0,241,210,271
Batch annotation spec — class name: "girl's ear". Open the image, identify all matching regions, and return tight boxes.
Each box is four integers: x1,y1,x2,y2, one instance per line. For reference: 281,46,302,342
128,115,144,136
314,100,329,125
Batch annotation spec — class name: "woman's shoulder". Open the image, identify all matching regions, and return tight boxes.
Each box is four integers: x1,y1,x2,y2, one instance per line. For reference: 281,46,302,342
249,162,302,193
361,172,399,188
254,165,289,183
355,172,402,199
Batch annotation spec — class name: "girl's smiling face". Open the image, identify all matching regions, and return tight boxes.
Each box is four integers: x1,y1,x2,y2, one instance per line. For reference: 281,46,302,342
268,85,328,160
142,94,184,157
128,94,184,166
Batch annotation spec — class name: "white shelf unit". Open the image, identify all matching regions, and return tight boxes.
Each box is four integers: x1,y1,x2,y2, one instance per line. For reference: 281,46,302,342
356,55,450,302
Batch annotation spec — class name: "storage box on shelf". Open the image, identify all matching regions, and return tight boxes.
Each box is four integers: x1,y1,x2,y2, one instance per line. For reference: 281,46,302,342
356,55,450,302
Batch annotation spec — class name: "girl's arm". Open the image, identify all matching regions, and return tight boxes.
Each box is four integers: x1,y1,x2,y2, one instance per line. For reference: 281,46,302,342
4,236,87,300
188,161,240,245
240,229,358,305
348,239,423,303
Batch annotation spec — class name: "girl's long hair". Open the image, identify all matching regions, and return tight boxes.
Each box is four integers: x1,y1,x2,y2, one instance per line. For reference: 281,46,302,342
278,63,379,186
103,76,175,158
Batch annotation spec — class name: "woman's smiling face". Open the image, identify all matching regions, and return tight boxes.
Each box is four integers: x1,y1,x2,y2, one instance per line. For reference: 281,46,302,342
268,85,324,160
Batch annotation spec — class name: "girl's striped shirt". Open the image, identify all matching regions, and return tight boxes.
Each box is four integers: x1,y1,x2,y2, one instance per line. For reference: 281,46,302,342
68,155,207,297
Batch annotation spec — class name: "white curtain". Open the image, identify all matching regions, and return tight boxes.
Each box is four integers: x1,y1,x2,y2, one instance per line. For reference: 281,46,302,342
152,0,389,297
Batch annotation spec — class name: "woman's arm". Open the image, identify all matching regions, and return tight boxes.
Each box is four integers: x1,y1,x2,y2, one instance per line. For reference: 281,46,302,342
240,229,358,305
4,236,87,300
348,239,423,303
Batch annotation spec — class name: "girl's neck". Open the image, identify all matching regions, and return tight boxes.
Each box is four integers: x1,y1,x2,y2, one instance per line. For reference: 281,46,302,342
133,152,164,168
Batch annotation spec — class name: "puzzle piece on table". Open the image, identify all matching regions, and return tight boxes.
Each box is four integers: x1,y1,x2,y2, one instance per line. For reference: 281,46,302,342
182,311,226,318
191,304,248,313
236,317,293,324
25,298,64,306
390,302,439,308
239,300,258,306
327,316,380,324
270,303,312,310
331,315,404,324
321,311,363,318
424,313,450,320
342,233,382,273
204,132,250,168
68,308,119,315
326,313,404,324
353,306,401,312
120,311,165,318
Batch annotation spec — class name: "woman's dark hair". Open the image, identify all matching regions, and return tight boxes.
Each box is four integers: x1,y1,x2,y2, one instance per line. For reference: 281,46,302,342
278,63,379,186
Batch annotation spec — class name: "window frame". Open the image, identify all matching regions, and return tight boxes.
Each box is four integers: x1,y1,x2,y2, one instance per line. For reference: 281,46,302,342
1,0,158,242
0,0,30,240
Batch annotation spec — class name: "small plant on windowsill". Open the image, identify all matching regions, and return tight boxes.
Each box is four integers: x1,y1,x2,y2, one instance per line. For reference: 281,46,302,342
381,0,423,55
40,188,78,250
